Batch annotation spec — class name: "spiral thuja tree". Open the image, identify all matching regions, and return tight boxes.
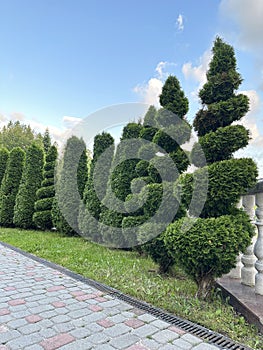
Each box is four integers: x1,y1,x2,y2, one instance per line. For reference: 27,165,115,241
111,76,190,270
99,123,143,247
164,37,258,299
33,145,58,230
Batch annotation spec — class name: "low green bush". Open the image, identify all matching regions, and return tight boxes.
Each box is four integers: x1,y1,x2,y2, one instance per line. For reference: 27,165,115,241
164,211,255,299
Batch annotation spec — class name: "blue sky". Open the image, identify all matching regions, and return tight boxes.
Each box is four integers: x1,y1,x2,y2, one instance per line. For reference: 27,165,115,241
0,0,262,175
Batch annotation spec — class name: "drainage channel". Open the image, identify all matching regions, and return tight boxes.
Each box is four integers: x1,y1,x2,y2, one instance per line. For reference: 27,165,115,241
1,241,253,350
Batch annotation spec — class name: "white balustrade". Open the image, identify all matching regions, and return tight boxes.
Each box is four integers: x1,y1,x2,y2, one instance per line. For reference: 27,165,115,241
227,198,243,279
254,190,263,295
241,194,256,286
226,179,263,296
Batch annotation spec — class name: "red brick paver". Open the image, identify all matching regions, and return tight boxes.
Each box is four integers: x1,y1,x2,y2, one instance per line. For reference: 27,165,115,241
97,319,115,328
40,333,75,350
8,299,26,306
0,308,10,316
52,301,66,308
126,344,148,350
89,304,103,312
125,318,145,328
47,285,65,292
26,315,43,323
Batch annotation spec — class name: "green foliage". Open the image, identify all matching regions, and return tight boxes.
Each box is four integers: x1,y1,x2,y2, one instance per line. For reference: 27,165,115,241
111,159,140,201
77,146,88,199
140,126,157,141
0,148,25,226
164,211,255,299
153,130,179,153
143,105,157,127
13,143,44,229
180,37,258,299
33,145,57,230
79,132,114,243
180,158,258,218
169,148,190,174
34,198,53,211
136,160,149,177
36,186,55,199
193,94,249,136
192,125,250,165
200,37,242,104
99,206,125,247
42,128,51,154
141,230,175,274
122,215,146,247
0,121,38,150
120,122,143,141
52,136,87,235
0,148,9,186
159,76,189,118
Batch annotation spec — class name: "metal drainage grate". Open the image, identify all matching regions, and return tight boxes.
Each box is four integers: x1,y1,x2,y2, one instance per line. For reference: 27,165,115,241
1,242,253,350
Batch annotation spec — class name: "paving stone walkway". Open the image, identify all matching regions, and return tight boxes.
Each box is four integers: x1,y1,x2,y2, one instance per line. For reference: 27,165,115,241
0,243,222,350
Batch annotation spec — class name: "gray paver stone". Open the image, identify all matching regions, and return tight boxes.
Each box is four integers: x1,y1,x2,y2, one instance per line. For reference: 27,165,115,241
150,319,171,329
109,333,140,349
0,330,20,344
151,329,180,344
17,323,41,335
131,324,159,337
7,333,42,349
103,323,131,337
181,334,203,345
70,327,92,339
86,332,111,345
172,338,193,349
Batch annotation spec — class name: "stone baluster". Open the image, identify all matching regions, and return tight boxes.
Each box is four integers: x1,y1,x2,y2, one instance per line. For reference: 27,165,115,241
254,191,263,295
241,194,256,286
227,198,243,279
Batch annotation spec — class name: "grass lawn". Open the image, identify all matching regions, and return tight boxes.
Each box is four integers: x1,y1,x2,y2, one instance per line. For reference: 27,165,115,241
0,227,262,349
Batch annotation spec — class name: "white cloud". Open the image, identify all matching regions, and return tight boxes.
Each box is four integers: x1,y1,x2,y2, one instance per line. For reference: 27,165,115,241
182,50,211,87
10,112,25,121
133,78,163,106
238,90,263,145
63,116,83,129
133,61,178,106
176,14,184,31
220,0,263,51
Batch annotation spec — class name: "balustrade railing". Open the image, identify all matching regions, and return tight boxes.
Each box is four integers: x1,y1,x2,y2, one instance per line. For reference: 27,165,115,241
228,179,263,295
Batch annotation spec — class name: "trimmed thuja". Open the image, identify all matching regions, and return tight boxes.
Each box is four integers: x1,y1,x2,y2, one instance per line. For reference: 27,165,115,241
0,148,9,186
52,136,88,235
33,145,58,230
13,143,44,229
165,37,258,299
78,132,115,243
0,147,25,226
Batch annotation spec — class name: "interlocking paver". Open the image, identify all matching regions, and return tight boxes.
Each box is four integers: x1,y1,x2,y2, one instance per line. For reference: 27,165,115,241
39,333,75,350
0,243,224,350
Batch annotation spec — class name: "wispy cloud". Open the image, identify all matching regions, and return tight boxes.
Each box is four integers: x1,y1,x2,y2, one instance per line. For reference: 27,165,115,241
63,116,83,128
133,61,177,106
176,14,184,31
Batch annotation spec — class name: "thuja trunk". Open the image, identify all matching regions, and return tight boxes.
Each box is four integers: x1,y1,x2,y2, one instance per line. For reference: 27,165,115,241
195,275,215,300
